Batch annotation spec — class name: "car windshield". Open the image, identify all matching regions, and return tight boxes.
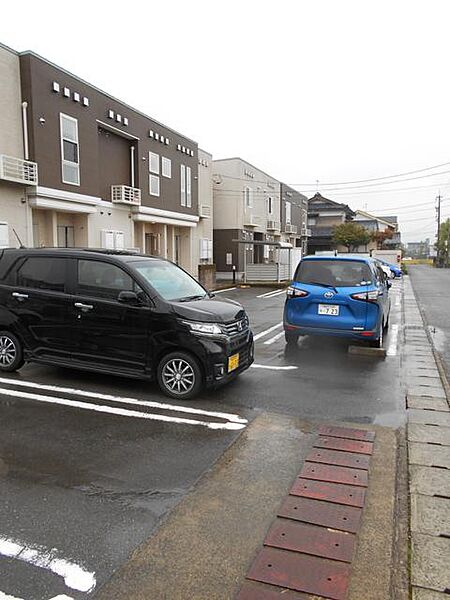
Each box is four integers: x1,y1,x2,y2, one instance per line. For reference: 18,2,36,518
131,259,207,301
294,260,372,287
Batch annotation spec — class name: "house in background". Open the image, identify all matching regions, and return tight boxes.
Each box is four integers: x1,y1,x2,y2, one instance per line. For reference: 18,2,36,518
0,43,38,248
306,192,355,253
353,209,401,252
407,239,430,258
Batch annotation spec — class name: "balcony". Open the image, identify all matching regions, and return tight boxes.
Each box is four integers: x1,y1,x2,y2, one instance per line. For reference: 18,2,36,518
266,220,280,231
0,155,38,186
284,223,297,234
199,204,211,218
243,214,261,227
111,185,141,206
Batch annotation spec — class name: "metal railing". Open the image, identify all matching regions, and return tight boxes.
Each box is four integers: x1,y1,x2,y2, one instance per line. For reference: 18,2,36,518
111,185,141,205
0,155,38,185
266,220,280,231
284,223,298,234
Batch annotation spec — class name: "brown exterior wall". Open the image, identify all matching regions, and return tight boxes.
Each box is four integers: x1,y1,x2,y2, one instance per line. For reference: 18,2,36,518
19,53,198,215
213,229,243,272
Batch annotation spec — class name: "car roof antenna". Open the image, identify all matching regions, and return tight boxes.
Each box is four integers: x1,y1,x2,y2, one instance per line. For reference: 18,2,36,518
12,227,26,249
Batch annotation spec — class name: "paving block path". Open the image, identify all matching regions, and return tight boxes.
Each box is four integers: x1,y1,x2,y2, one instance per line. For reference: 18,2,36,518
403,276,450,598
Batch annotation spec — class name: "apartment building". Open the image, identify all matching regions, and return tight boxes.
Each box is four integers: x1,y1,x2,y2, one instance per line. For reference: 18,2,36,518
0,43,38,248
195,148,214,284
280,183,309,253
0,48,212,276
213,157,282,279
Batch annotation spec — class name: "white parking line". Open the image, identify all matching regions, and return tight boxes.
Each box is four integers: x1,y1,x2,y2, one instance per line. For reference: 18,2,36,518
0,377,247,424
251,364,298,370
0,592,74,600
256,289,284,298
213,287,236,294
253,322,283,341
0,386,246,430
263,331,285,345
0,535,95,593
387,324,399,356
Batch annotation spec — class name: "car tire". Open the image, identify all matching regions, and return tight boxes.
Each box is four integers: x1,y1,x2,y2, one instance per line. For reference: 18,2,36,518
0,331,25,372
157,351,203,400
384,313,390,330
370,324,384,348
285,332,299,346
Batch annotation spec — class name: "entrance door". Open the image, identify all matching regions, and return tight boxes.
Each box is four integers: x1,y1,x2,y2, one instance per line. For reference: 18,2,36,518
57,225,75,248
71,258,151,374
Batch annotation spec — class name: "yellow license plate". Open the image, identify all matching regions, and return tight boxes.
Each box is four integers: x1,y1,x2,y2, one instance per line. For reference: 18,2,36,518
228,353,240,372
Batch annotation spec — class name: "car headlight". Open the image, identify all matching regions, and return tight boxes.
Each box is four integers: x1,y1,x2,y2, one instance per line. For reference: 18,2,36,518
182,321,222,335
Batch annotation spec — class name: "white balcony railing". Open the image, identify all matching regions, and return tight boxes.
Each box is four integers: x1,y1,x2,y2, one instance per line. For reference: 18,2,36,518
284,223,298,234
0,155,38,186
199,204,211,218
243,214,261,227
266,220,280,231
111,185,141,206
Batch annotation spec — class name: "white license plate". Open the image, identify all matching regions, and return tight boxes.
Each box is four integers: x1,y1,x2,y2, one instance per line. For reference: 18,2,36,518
318,304,340,316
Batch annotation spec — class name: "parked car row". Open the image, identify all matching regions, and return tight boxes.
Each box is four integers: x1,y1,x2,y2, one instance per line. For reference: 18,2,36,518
0,249,392,400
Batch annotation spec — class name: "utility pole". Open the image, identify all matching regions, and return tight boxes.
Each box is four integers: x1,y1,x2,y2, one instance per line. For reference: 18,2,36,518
436,193,442,267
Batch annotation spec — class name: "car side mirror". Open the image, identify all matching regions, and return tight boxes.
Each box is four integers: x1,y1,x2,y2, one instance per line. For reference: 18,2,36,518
118,290,140,305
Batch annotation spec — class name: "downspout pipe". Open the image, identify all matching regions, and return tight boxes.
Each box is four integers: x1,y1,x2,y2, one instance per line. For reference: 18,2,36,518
21,102,29,160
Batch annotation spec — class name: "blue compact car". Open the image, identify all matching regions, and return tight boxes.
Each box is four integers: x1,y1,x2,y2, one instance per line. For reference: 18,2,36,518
284,256,391,348
376,258,402,278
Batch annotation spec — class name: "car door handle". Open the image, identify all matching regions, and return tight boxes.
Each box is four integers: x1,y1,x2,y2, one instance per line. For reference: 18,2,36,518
74,302,94,310
12,292,29,300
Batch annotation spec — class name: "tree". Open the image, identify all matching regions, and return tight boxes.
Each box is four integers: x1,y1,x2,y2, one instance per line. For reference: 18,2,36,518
371,227,394,249
332,222,372,252
436,218,450,267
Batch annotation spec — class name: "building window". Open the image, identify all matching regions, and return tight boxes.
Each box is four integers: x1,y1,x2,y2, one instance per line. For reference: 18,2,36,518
180,164,186,206
149,174,160,196
149,152,159,174
244,186,253,209
162,157,172,178
186,166,192,208
286,202,291,224
267,196,273,215
60,113,80,186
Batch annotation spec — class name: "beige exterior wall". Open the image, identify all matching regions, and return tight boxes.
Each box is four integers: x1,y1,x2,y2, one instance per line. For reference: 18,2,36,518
193,148,213,274
0,44,32,247
213,158,281,236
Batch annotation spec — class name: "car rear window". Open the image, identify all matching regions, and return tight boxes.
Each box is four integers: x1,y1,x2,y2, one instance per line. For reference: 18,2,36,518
294,260,373,287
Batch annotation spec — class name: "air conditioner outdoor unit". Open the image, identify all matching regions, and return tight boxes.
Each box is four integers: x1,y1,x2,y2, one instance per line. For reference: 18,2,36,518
199,204,211,218
267,220,280,231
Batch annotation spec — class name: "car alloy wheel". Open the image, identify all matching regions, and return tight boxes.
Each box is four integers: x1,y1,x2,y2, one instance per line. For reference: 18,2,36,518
157,351,203,400
162,358,195,395
0,331,24,372
0,335,16,367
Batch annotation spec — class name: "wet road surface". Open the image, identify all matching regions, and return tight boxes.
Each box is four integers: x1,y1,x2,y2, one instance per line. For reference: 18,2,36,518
408,264,450,378
0,280,405,599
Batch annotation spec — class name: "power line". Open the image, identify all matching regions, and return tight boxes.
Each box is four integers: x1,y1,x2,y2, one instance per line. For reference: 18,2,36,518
286,161,450,187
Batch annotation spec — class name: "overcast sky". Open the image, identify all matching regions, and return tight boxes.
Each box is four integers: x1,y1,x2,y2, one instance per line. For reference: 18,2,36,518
2,0,450,242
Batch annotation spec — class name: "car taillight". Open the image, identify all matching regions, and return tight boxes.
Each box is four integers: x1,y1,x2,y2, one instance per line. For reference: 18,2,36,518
351,290,379,302
287,286,309,298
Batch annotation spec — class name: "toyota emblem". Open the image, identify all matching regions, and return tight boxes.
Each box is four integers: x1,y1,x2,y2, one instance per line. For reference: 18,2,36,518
324,291,335,299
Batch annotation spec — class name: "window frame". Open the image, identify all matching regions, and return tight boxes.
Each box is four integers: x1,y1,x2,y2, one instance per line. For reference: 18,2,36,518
149,151,160,175
285,201,291,224
149,174,160,197
244,186,253,209
186,166,192,208
162,156,172,178
60,113,80,186
180,164,186,206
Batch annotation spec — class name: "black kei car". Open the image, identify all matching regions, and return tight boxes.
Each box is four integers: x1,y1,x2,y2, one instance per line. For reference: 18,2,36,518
0,248,254,399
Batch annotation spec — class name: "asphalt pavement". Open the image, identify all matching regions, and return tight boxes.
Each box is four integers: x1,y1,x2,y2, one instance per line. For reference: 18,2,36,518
0,279,406,599
408,264,450,378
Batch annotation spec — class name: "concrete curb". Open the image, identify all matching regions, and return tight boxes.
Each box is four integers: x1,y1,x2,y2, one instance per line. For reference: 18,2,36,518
403,275,450,598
